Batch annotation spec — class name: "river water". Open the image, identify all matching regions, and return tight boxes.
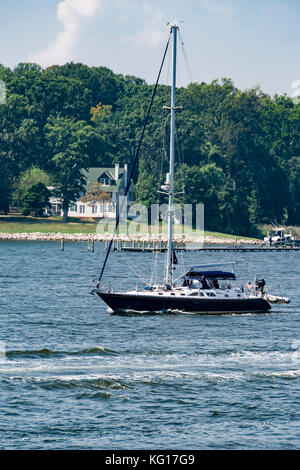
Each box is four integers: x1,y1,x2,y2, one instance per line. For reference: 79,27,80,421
0,240,299,449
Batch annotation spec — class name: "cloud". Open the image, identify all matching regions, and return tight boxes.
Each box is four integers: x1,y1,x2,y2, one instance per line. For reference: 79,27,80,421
123,2,165,47
28,0,106,66
291,80,300,98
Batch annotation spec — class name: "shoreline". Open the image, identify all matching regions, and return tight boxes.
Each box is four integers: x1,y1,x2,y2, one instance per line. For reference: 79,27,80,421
0,232,261,245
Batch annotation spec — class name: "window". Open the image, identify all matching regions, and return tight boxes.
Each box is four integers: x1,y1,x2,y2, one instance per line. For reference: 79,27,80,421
99,177,109,186
70,204,77,212
104,203,113,213
92,205,97,214
80,205,85,214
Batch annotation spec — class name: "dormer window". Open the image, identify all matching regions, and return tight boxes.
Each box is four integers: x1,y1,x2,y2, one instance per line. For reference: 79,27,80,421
99,177,110,186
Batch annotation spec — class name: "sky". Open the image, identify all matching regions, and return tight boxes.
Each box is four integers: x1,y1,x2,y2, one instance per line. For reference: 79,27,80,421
0,0,299,97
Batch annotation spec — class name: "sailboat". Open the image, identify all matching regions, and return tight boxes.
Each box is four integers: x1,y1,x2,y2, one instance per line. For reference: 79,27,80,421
91,24,287,314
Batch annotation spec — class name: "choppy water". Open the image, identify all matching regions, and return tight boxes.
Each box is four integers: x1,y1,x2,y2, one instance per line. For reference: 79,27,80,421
0,240,299,449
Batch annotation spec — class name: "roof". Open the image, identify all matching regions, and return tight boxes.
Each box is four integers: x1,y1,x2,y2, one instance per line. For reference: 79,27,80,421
81,167,125,192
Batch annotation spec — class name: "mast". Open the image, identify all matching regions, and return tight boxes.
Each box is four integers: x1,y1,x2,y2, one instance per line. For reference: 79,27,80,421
165,24,178,287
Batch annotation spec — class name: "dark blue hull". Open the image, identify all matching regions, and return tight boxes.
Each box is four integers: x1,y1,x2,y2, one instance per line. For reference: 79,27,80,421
98,292,271,314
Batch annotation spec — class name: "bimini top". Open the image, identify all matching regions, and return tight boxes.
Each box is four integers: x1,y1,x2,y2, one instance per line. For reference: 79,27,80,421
184,267,236,280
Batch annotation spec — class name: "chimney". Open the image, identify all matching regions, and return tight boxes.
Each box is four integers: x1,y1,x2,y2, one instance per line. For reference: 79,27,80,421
115,163,119,180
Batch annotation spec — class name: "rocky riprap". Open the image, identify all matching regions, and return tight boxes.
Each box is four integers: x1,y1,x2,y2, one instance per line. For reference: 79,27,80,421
0,232,261,245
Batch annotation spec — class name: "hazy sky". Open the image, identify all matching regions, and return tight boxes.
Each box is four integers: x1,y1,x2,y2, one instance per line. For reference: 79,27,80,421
0,0,299,97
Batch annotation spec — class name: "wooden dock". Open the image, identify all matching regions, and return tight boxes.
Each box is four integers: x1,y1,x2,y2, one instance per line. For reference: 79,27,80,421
109,240,300,253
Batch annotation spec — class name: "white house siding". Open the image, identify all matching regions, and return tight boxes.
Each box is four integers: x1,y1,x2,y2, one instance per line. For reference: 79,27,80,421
68,202,116,219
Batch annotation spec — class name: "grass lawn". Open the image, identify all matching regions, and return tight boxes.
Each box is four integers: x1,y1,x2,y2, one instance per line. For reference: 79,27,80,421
0,215,97,234
0,214,259,239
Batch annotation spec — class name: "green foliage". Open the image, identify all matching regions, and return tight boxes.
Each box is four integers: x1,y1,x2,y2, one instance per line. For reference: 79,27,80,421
287,156,300,225
22,182,51,216
14,166,51,207
90,103,112,123
0,61,299,235
45,115,100,221
174,163,226,231
135,169,160,207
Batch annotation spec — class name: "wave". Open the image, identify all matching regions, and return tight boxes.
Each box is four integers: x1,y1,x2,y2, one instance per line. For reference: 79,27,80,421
40,376,129,391
257,370,300,379
4,347,300,367
0,364,299,396
1,373,130,393
6,346,119,359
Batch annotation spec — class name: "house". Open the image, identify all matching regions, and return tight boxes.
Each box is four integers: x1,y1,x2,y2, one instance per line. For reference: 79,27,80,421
47,164,135,219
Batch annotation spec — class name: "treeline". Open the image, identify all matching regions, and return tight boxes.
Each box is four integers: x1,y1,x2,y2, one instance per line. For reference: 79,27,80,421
0,62,299,235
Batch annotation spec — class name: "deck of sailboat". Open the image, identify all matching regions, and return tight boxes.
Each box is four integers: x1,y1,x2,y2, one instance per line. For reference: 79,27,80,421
108,287,256,299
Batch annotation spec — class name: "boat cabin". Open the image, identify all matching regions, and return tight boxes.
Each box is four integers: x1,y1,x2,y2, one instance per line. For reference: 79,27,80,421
264,227,295,246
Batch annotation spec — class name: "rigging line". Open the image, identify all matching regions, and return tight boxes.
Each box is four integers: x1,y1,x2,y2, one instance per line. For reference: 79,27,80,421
179,249,186,275
96,32,172,287
172,131,186,277
149,46,170,278
155,52,172,229
158,114,170,191
175,127,185,195
150,251,159,286
119,250,150,285
157,49,171,200
178,29,193,84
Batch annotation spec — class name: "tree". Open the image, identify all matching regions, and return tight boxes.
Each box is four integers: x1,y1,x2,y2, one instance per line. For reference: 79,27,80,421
80,182,111,205
22,182,51,216
13,166,51,207
45,115,101,222
135,169,159,207
287,157,300,225
0,162,11,214
1,59,299,235
0,92,41,211
175,163,226,232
